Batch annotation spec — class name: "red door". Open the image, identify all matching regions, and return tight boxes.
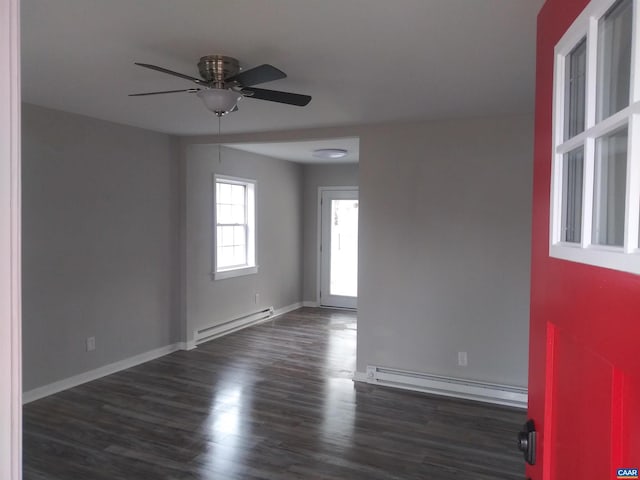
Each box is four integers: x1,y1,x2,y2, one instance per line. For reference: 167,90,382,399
529,0,640,478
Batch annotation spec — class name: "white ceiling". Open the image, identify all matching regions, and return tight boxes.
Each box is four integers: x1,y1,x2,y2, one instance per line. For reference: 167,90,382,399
224,138,359,164
21,0,544,136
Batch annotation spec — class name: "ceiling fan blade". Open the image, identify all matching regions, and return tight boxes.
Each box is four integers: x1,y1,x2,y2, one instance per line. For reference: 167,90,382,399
128,88,199,96
227,64,286,86
134,62,204,84
242,87,311,106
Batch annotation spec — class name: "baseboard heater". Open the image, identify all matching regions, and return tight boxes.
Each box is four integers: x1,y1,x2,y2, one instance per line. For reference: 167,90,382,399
361,366,527,409
194,306,274,345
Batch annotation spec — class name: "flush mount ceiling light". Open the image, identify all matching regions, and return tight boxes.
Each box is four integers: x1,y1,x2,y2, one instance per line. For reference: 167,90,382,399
196,89,243,117
312,148,348,159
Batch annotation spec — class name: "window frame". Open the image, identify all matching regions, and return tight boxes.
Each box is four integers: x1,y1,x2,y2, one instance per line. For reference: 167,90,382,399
212,174,258,280
550,0,640,275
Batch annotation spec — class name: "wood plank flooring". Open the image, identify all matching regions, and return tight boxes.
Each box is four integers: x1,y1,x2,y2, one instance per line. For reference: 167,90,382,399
23,307,526,479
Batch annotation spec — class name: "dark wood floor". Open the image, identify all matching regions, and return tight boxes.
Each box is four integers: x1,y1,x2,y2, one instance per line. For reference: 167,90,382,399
23,307,526,479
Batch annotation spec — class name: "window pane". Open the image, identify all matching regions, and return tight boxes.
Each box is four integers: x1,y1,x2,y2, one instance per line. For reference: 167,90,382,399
233,225,246,246
596,0,632,121
231,185,245,206
231,205,245,224
217,246,234,268
592,126,628,246
564,38,587,140
233,246,246,266
226,225,234,246
561,148,584,243
217,226,230,248
217,205,232,224
218,182,232,204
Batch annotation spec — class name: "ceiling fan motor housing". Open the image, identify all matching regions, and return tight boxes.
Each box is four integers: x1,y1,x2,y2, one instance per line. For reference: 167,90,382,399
198,55,239,86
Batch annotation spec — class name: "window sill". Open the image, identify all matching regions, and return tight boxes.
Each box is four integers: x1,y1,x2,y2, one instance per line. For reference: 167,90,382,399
550,244,640,275
212,265,258,281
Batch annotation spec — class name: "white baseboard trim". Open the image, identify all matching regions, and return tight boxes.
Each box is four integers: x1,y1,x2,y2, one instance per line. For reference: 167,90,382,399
176,341,197,351
23,343,183,404
23,303,306,404
302,301,319,307
194,302,303,346
272,302,303,318
354,366,527,409
353,371,369,383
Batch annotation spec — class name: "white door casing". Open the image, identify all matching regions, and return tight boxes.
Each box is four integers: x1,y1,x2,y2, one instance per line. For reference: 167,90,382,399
0,0,22,477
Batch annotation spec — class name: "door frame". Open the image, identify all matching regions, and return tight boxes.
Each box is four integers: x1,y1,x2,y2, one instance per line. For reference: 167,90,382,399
0,0,22,477
316,186,358,307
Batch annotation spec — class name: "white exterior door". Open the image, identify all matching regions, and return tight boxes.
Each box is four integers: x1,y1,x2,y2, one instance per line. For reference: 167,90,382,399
320,189,358,309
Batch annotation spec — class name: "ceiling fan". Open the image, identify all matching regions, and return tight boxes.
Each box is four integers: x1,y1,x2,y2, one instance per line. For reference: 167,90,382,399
129,55,312,117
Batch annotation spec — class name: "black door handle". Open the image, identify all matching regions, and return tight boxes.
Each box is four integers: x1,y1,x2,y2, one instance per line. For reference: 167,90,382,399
517,419,536,465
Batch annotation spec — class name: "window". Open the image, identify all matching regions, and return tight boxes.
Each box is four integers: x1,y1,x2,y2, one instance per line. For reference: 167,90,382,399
213,175,257,280
551,0,640,274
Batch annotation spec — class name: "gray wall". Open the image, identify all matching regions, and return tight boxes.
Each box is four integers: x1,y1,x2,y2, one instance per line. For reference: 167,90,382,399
184,115,532,388
22,104,181,391
185,145,303,341
357,115,532,387
23,109,532,392
302,163,359,302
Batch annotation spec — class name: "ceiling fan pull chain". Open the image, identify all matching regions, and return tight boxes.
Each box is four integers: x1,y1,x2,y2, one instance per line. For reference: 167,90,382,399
218,116,222,164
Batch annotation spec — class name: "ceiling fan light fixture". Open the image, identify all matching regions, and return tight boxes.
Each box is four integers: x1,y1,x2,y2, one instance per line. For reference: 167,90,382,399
312,148,348,159
197,88,242,116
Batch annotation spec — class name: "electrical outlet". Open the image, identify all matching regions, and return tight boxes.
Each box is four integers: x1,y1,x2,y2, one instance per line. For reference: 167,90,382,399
366,366,376,380
86,336,96,352
255,293,260,304
458,351,468,367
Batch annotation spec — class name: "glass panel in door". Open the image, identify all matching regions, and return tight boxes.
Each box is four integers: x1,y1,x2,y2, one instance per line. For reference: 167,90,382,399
320,189,358,309
329,199,358,297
